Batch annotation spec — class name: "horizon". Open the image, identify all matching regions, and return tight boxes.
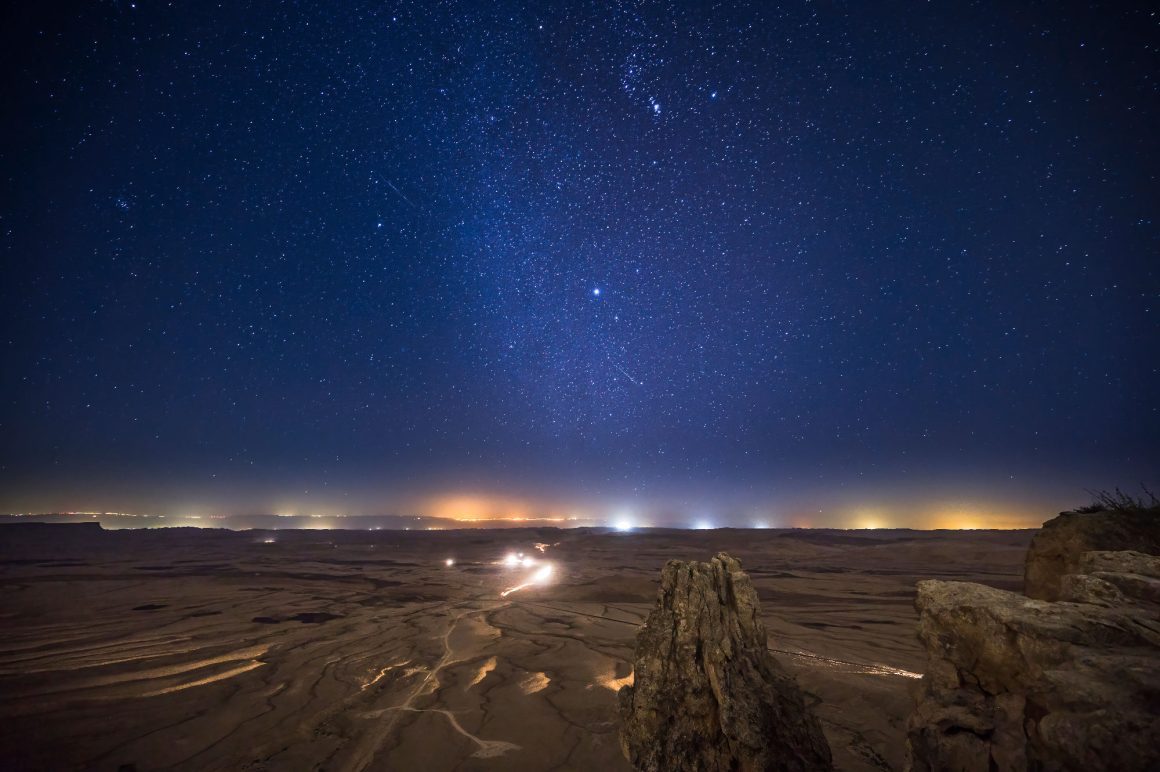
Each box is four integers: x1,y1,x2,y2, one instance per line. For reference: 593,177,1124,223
0,497,1065,531
0,481,1137,530
0,474,1131,530
0,514,1042,532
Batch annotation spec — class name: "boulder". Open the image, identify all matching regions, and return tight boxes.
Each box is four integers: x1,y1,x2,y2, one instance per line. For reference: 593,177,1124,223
618,552,832,772
906,550,1160,772
1024,510,1160,600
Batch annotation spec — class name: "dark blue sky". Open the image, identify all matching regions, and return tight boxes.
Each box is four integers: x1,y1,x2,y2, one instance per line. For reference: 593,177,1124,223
1,1,1156,525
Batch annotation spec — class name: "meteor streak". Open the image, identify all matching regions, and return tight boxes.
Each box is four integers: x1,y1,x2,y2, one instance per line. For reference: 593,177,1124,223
611,360,642,386
383,179,417,209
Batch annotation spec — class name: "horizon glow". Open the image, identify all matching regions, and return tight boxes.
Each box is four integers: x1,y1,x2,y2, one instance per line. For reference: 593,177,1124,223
0,491,1078,531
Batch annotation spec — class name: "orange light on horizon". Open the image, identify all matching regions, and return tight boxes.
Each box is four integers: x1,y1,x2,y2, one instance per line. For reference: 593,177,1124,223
925,504,1039,530
423,493,576,523
846,506,891,530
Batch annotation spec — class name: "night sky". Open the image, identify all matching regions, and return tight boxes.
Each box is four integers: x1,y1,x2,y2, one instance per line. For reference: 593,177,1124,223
2,2,1156,527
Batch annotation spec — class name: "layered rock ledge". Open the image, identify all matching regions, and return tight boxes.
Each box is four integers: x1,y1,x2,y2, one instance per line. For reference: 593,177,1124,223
906,548,1160,771
618,552,832,772
1024,508,1160,600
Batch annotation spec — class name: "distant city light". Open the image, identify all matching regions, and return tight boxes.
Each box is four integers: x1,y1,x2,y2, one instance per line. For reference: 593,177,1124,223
753,521,769,529
445,558,455,567
693,520,713,530
613,517,634,532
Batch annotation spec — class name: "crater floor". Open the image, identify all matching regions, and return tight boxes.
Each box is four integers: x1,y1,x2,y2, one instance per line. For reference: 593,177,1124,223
0,525,1032,771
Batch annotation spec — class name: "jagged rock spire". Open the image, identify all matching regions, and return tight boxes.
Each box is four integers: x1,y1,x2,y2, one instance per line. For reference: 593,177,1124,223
619,552,833,772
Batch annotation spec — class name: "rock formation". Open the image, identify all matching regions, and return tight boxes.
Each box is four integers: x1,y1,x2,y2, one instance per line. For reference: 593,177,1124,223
618,552,832,772
1024,509,1160,600
906,548,1160,771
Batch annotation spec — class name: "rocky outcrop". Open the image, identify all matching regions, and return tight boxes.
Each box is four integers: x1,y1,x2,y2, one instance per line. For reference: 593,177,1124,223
618,552,832,772
1024,509,1160,600
906,550,1160,772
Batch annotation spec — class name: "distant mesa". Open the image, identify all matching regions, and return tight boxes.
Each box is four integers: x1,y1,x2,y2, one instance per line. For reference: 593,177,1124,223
0,521,103,530
0,512,605,530
618,552,832,771
0,520,103,540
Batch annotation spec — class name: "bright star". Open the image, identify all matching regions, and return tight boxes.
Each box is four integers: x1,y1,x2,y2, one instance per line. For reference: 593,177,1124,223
592,288,601,296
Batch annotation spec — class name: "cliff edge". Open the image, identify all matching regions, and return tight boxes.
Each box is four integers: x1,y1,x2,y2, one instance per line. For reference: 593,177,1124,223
907,546,1160,771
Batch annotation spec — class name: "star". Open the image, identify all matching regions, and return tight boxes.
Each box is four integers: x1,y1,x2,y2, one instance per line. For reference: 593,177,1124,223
2,0,1148,528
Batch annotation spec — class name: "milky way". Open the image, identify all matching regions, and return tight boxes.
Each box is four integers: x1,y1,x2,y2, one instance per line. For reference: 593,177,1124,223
1,1,1156,520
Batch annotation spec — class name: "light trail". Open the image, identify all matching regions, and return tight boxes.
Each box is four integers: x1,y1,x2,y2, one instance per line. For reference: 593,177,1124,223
500,563,554,597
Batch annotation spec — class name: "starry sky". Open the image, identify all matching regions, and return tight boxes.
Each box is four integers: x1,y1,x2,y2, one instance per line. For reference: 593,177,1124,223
1,1,1156,527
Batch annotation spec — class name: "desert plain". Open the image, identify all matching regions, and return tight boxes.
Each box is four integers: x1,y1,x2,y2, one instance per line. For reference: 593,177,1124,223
0,524,1035,771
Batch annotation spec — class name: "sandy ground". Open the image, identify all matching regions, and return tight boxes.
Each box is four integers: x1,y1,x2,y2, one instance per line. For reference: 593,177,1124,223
0,525,1034,771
